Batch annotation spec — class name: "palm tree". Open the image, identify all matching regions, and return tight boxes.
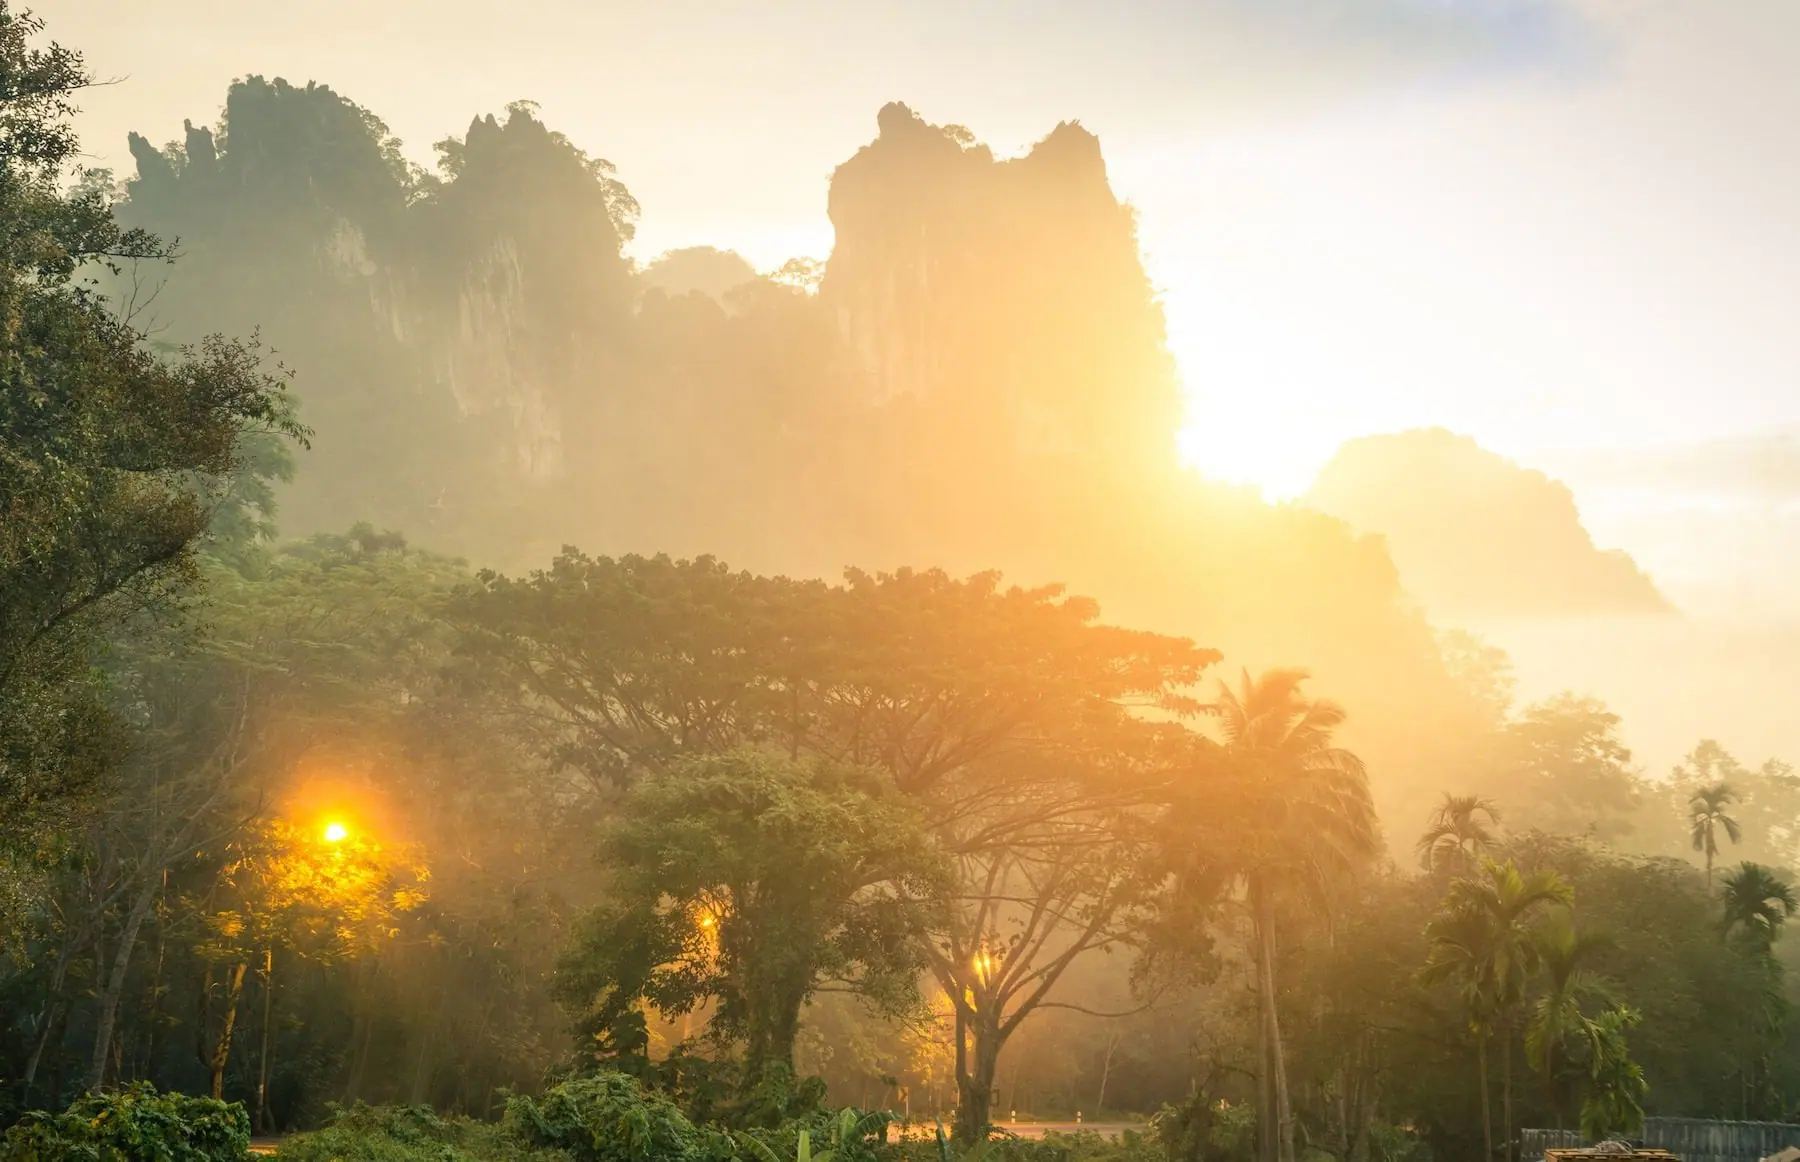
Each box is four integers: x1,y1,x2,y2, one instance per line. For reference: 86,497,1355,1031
1523,916,1615,1127
1416,906,1500,1161
1717,862,1796,1117
1689,782,1743,887
1420,859,1572,1162
1418,794,1503,874
1580,1006,1648,1140
1720,861,1797,953
1209,668,1378,1162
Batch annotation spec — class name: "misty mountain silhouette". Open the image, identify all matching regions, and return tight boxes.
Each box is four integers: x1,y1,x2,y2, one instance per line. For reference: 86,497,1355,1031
117,85,1501,817
641,246,758,302
1307,428,1670,619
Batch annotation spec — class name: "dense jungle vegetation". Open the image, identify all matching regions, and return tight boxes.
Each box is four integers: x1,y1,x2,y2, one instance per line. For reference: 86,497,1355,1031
3,7,1798,1162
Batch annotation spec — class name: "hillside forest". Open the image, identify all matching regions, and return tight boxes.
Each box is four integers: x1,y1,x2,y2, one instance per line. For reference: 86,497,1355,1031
3,7,1798,1162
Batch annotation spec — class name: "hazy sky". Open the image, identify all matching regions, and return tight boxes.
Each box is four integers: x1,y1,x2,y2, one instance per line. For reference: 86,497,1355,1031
40,0,1800,612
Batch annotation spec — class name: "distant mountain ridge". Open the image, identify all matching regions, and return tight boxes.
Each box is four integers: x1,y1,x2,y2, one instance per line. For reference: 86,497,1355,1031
117,85,1502,819
1306,428,1671,619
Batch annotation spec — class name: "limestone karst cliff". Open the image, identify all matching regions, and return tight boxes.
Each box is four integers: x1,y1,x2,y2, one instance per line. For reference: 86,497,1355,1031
1307,428,1671,619
119,87,1497,820
119,81,639,559
823,102,1181,481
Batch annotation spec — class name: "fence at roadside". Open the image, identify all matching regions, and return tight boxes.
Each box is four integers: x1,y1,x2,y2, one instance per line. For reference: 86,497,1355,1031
1522,1118,1800,1162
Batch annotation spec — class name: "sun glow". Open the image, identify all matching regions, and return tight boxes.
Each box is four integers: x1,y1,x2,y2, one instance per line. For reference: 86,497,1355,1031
322,821,349,843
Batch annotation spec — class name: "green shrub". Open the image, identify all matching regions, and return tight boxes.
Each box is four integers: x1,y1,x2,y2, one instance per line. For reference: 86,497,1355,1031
504,1073,730,1162
0,1083,251,1162
736,1107,891,1162
272,1103,571,1162
1362,1121,1430,1162
1146,1097,1254,1162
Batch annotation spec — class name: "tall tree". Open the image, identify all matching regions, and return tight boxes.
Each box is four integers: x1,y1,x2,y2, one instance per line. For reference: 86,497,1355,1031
1689,783,1743,888
1717,861,1796,1118
1489,697,1640,842
1173,669,1378,1162
1420,860,1572,1162
1522,916,1614,1128
927,759,1169,1144
0,2,304,934
1418,794,1503,875
1719,862,1796,955
463,557,1214,1138
556,748,946,1099
1578,1006,1647,1140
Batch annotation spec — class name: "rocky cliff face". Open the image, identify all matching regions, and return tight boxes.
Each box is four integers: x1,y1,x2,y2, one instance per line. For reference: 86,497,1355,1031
119,85,1500,820
120,82,638,554
1307,428,1672,618
822,102,1181,479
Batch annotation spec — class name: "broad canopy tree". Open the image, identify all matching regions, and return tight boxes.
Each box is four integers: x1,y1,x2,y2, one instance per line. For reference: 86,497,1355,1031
0,3,306,936
459,552,1219,1136
556,748,946,1095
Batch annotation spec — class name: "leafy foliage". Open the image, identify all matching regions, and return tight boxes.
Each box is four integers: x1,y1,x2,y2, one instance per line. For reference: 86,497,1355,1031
0,1083,249,1161
0,1,306,936
273,1104,569,1162
558,748,947,1088
503,1074,730,1162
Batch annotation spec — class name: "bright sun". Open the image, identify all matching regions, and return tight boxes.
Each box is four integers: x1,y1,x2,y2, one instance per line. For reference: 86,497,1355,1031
322,821,348,843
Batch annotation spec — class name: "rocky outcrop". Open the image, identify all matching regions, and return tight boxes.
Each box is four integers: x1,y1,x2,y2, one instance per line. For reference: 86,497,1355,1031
119,87,1502,821
822,102,1180,476
1307,428,1672,618
120,83,639,551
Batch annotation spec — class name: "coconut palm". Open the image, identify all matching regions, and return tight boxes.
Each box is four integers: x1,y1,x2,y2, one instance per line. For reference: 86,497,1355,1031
1580,1007,1648,1140
1523,915,1615,1127
1689,782,1743,887
1420,859,1573,1162
1416,905,1500,1160
1720,861,1797,953
1209,668,1378,1162
1417,794,1503,874
1715,862,1796,1117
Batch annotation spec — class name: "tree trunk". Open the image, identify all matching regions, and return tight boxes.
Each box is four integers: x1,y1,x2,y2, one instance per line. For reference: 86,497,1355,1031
23,997,65,1097
255,947,275,1133
1253,879,1296,1162
954,1013,1000,1144
22,922,87,1095
208,961,248,1099
1095,1029,1120,1115
409,1017,436,1106
1501,1017,1515,1162
1545,1044,1563,1131
953,1003,969,1135
1257,967,1275,1162
48,1001,72,1111
743,972,807,1090
345,960,379,1103
141,901,169,1085
1478,1034,1494,1162
87,873,160,1091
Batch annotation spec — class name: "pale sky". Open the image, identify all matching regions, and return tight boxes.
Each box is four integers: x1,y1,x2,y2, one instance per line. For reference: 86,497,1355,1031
41,0,1800,615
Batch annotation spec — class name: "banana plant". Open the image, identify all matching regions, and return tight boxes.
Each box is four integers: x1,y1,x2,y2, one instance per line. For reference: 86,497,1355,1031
736,1109,895,1162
